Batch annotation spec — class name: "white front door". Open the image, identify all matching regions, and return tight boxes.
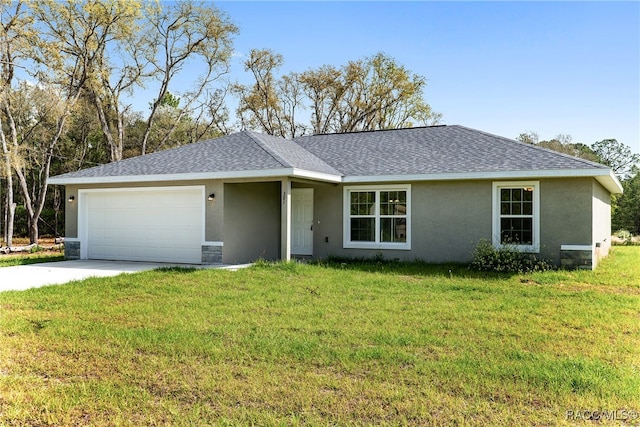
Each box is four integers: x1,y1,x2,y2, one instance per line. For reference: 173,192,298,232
291,188,313,255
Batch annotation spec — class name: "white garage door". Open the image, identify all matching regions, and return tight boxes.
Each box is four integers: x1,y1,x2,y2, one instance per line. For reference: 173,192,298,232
84,187,203,264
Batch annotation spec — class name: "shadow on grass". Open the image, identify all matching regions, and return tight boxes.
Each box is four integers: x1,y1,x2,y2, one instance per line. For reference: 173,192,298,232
273,256,521,280
154,266,201,274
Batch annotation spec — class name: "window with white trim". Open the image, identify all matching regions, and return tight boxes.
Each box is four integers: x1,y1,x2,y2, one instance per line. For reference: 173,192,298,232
492,181,540,252
344,185,411,250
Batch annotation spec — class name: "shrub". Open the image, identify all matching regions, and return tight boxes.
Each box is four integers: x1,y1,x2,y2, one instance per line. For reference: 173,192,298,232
29,245,45,254
469,240,554,273
613,229,635,246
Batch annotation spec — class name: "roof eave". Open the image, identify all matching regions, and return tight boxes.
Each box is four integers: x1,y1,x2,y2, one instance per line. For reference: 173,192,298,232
291,168,342,183
48,169,295,185
343,168,624,194
48,168,343,185
595,170,624,194
48,167,622,195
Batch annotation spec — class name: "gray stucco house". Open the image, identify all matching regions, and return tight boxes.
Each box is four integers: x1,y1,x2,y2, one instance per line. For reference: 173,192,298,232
49,125,623,269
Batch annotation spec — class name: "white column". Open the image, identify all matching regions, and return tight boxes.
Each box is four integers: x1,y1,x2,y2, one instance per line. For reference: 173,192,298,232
280,178,292,261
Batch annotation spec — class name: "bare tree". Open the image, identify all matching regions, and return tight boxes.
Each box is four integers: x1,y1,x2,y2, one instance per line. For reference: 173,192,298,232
236,51,440,138
1,0,31,246
30,1,236,164
298,65,345,135
235,49,304,138
324,53,440,133
1,0,95,244
140,0,237,155
31,0,150,162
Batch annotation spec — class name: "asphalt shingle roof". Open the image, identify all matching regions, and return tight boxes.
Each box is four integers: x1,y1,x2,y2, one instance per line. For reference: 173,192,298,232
293,125,609,176
51,130,339,180
50,125,611,184
245,132,341,176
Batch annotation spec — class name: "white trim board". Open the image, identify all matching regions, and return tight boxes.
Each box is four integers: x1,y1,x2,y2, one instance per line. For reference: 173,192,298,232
343,169,622,194
50,167,621,195
50,168,342,185
560,245,593,251
203,241,224,247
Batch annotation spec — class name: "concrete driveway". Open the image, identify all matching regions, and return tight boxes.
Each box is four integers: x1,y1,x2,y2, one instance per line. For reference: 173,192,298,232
0,260,250,292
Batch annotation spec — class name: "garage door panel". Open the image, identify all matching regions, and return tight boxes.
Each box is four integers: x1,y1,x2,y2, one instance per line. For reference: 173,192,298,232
85,188,203,264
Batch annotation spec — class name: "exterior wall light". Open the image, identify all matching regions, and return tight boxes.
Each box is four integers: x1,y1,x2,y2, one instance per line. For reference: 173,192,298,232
68,195,75,203
208,193,215,201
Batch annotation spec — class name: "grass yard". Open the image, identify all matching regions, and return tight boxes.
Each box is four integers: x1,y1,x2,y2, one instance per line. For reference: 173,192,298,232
0,253,64,268
0,248,639,426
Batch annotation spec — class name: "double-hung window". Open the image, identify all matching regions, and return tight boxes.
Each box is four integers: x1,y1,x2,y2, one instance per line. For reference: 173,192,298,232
492,181,540,252
344,185,411,250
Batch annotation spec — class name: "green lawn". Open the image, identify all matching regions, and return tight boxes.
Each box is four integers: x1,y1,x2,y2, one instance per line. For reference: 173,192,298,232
1,248,638,426
0,252,64,267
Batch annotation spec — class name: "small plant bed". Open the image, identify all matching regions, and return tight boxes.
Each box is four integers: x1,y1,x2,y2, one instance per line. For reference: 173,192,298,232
0,247,638,425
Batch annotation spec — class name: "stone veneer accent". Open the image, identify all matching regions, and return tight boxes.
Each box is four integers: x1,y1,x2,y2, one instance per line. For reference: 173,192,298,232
560,245,593,270
202,244,223,264
65,240,81,260
63,241,222,264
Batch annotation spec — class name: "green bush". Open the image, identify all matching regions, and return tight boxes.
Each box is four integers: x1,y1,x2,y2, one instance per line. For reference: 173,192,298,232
613,229,637,246
469,240,554,273
29,245,45,253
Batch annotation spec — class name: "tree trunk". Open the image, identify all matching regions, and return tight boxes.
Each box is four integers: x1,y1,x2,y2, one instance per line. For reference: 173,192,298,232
3,183,15,248
93,95,122,162
53,186,60,237
28,218,38,244
0,119,15,248
12,107,74,245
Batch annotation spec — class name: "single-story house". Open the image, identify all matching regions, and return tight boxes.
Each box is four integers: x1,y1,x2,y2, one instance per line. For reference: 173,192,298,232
49,125,623,269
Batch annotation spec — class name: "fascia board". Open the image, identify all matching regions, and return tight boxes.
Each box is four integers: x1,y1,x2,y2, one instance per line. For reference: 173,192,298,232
595,170,624,194
49,167,622,195
49,168,343,185
49,168,296,185
291,168,342,183
343,169,623,193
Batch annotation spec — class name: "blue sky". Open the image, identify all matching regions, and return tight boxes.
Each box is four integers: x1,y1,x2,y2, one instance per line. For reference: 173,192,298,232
211,1,639,154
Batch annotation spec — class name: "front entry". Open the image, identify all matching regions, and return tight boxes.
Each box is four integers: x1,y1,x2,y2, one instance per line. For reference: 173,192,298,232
291,188,314,255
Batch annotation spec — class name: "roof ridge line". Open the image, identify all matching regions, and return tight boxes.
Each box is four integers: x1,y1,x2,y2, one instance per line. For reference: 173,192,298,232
242,130,293,168
297,124,448,138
